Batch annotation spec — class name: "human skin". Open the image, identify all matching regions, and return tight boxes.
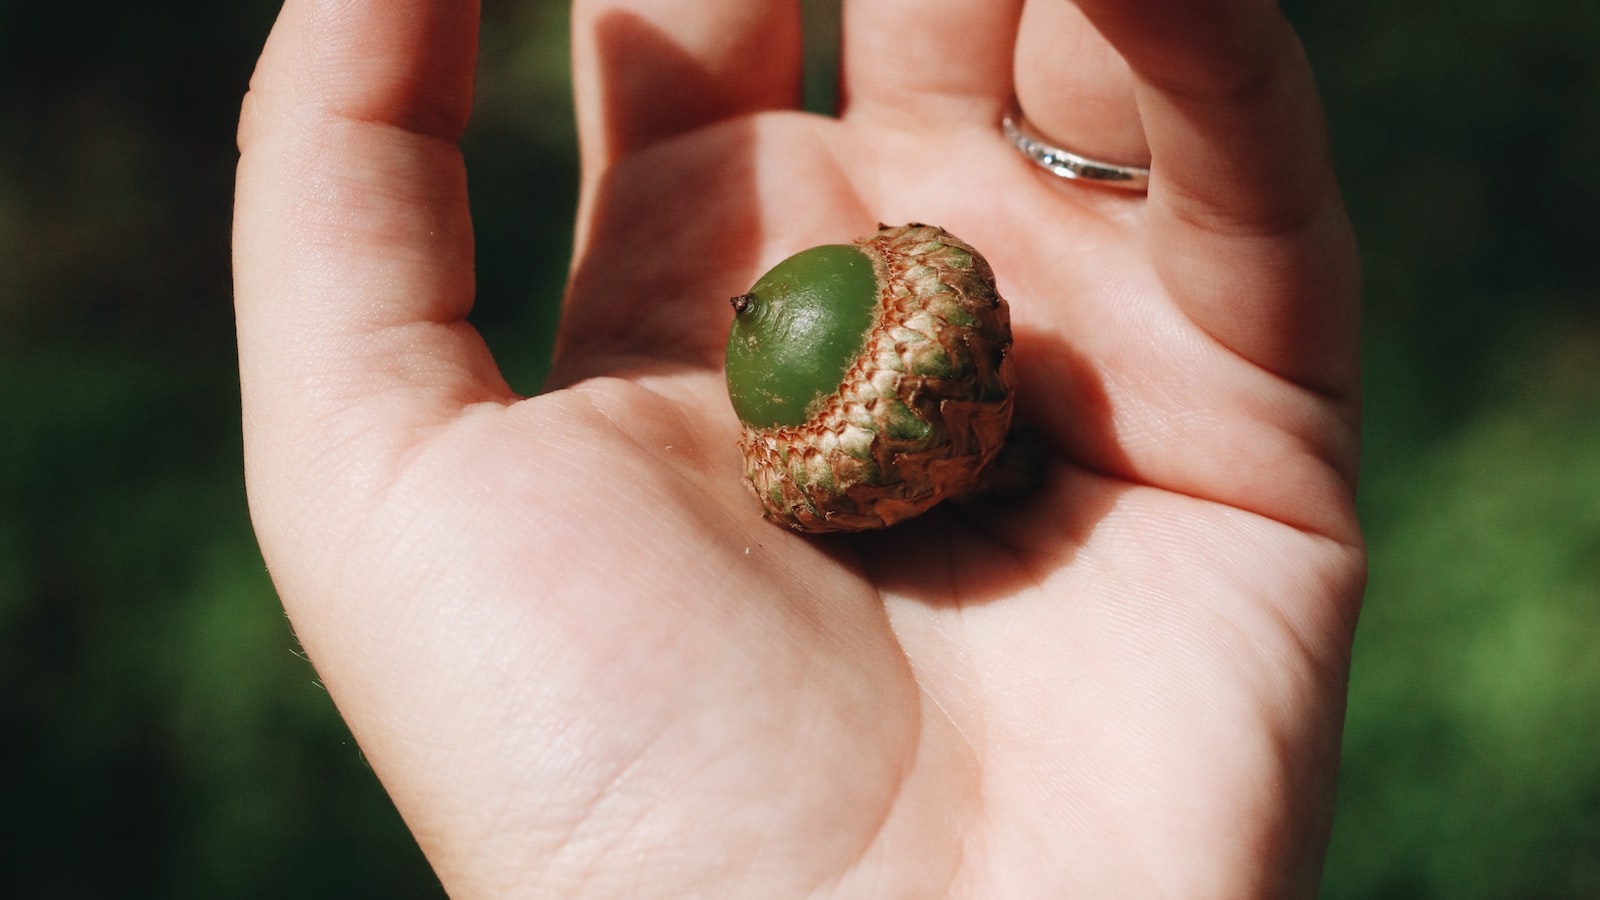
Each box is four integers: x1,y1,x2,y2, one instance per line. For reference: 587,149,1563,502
233,0,1364,896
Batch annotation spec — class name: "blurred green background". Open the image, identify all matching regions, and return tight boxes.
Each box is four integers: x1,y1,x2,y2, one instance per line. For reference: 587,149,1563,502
1,0,1595,896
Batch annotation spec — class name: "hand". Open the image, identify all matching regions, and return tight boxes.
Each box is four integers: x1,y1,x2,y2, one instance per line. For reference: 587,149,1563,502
234,0,1364,896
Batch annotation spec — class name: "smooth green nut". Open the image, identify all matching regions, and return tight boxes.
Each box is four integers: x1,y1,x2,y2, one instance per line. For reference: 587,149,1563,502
725,223,1018,533
725,244,877,429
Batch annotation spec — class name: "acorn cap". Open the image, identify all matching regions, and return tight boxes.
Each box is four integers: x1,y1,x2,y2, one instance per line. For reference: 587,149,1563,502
725,223,1015,532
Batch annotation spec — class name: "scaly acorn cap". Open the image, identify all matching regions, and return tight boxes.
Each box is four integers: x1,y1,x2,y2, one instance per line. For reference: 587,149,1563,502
725,223,1015,532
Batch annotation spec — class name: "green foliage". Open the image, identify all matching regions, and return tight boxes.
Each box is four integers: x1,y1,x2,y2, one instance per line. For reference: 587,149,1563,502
1,0,1596,896
1327,328,1600,898
1296,0,1600,892
0,0,573,896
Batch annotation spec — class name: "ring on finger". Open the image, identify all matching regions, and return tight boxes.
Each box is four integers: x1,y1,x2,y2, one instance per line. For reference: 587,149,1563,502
1002,112,1151,193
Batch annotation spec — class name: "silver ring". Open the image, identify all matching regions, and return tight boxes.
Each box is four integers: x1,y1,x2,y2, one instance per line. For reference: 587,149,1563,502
1002,113,1151,193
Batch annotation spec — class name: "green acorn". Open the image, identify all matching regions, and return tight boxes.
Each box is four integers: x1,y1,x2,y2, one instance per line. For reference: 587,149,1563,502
725,223,1016,532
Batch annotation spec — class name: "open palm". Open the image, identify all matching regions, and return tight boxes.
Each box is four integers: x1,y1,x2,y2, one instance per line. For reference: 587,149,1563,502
235,0,1364,896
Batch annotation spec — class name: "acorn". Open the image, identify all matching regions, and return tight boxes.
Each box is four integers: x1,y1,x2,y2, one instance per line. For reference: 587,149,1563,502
725,223,1016,532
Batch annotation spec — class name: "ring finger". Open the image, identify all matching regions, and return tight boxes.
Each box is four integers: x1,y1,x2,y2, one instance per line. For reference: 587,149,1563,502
1012,0,1149,171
